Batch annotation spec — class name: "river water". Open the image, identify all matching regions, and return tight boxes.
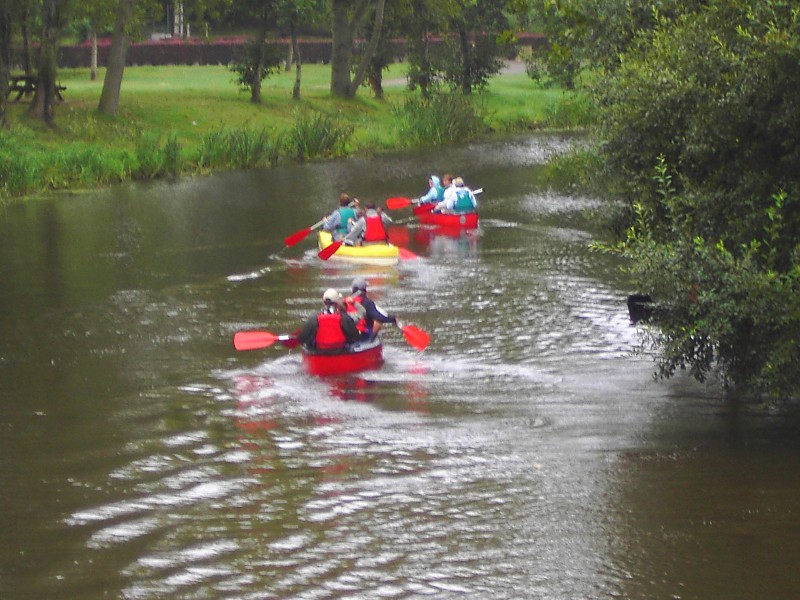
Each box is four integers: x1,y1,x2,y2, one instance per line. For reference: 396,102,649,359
2,135,800,599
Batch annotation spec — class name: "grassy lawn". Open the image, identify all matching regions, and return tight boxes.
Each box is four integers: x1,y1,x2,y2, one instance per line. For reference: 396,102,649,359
1,62,580,200
7,62,560,150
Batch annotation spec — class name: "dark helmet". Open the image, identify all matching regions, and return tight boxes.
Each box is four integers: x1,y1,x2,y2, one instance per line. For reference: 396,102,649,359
351,277,368,292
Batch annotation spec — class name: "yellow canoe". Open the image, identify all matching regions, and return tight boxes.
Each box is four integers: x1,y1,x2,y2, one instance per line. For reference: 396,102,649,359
318,231,400,266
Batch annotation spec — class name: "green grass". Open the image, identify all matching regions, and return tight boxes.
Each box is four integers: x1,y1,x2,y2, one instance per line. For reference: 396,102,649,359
1,62,584,201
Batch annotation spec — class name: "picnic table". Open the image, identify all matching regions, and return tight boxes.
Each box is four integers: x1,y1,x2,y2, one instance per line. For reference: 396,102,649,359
7,75,66,102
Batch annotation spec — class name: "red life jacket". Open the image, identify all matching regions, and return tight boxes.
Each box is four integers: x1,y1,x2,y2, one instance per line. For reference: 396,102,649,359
363,213,388,242
315,312,347,350
345,295,368,333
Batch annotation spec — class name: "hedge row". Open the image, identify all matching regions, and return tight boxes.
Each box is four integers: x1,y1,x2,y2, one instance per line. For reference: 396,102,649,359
57,33,546,68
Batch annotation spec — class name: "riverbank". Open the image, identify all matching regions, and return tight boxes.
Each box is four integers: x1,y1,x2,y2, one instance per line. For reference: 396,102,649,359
0,62,588,202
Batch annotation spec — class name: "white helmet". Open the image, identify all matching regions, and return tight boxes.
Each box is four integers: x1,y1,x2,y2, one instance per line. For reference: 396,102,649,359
322,288,342,305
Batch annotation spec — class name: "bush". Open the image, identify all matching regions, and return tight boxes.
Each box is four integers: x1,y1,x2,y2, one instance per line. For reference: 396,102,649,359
285,110,353,161
393,91,487,147
197,127,281,170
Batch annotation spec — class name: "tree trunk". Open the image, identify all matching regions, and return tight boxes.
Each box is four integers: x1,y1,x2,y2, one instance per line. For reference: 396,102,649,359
285,40,292,72
30,0,62,127
330,0,353,97
21,4,32,76
0,0,11,128
251,21,268,104
98,0,133,116
330,0,386,98
457,20,472,95
90,29,98,81
291,22,302,100
348,0,385,97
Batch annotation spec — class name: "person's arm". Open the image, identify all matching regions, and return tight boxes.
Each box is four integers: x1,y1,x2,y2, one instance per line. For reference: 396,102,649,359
339,313,360,342
323,210,340,232
364,297,397,324
295,316,317,346
380,211,393,225
418,187,438,204
344,218,365,243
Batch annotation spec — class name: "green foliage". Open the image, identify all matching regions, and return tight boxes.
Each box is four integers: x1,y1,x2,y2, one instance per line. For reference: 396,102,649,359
197,127,281,169
134,132,183,179
285,110,353,161
229,41,284,94
596,1,800,398
0,146,45,199
52,144,131,187
534,0,707,88
392,91,487,147
543,92,596,129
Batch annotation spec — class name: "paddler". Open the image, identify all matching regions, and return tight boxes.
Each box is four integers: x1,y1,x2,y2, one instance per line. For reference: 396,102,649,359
296,288,360,350
345,277,398,341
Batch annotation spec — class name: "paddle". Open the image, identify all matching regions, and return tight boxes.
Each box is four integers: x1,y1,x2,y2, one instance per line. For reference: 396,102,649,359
233,331,297,351
396,321,430,351
284,219,325,247
317,240,343,260
386,188,483,211
398,247,418,260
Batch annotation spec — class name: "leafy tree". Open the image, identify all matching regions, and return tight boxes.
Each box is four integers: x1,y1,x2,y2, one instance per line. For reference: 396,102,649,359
226,0,284,103
273,0,323,100
533,0,706,88
403,0,513,96
598,1,800,398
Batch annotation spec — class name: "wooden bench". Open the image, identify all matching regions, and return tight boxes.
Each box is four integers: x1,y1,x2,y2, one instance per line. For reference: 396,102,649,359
8,75,66,102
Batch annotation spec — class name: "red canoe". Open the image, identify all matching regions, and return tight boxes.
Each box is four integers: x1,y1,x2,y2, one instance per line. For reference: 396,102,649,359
413,204,478,229
302,337,384,376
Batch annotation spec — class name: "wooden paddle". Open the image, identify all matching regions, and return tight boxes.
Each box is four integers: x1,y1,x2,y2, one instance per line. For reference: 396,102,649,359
233,331,297,351
284,219,325,247
386,188,483,211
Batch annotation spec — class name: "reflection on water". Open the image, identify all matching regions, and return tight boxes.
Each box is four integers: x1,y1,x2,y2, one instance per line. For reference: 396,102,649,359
2,135,800,599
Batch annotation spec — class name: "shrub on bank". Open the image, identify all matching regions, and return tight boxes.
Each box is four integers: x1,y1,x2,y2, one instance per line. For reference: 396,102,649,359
196,127,281,170
393,92,487,146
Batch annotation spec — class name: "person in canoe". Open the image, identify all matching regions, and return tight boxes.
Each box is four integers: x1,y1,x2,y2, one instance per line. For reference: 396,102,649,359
434,176,477,214
323,193,360,241
296,288,360,351
343,203,393,246
415,175,445,205
345,277,398,341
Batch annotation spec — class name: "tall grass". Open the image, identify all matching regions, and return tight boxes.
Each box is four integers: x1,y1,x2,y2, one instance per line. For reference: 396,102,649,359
0,146,45,198
134,132,183,179
196,127,281,170
543,92,597,129
393,92,487,146
285,110,354,161
51,144,131,188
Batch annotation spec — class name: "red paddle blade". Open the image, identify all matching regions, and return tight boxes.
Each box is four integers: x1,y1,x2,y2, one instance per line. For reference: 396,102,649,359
386,197,412,210
233,331,278,351
318,240,343,260
398,247,418,260
284,227,313,247
401,324,430,350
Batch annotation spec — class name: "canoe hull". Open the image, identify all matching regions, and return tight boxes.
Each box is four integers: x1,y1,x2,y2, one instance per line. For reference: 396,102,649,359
318,231,399,266
302,338,384,376
413,205,478,229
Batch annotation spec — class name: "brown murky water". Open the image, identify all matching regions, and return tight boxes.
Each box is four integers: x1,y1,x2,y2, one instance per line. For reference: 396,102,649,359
2,135,799,599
